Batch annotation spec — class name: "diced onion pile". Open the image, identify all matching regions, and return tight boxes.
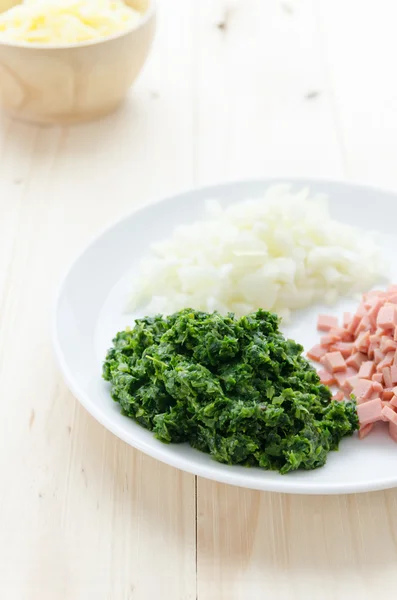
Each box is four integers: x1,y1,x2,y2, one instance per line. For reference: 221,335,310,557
131,185,386,321
0,0,141,44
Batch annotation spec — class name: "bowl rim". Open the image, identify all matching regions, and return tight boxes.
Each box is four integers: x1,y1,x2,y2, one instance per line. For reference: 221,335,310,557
0,0,156,50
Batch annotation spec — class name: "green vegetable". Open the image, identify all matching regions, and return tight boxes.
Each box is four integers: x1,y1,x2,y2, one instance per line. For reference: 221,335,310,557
103,309,358,474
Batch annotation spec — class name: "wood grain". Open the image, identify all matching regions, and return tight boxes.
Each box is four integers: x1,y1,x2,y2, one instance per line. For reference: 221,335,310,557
0,1,196,599
195,1,397,599
1,0,397,598
197,486,397,599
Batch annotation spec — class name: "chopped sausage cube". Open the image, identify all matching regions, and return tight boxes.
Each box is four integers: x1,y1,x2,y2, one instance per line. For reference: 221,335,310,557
377,305,397,330
317,315,339,332
357,398,382,425
381,404,397,426
358,361,375,379
323,351,346,373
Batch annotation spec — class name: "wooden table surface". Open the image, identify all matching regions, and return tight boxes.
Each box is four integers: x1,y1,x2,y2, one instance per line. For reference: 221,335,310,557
1,1,397,598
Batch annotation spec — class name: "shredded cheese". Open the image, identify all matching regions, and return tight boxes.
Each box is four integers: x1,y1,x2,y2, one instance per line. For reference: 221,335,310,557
0,0,142,44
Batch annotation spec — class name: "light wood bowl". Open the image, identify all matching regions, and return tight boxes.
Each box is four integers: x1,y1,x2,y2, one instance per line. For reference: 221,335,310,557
0,0,156,124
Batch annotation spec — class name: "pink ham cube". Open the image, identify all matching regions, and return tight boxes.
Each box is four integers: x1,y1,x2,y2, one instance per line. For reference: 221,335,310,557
377,305,397,330
323,351,346,373
372,381,384,394
307,345,327,362
376,351,395,371
358,423,374,439
358,361,375,379
331,342,354,358
318,370,336,386
383,367,393,388
344,375,360,395
333,367,356,388
356,331,370,353
320,334,339,346
343,312,352,328
380,336,397,354
381,404,397,426
317,315,339,332
346,352,365,371
383,388,395,401
357,398,383,425
352,379,373,403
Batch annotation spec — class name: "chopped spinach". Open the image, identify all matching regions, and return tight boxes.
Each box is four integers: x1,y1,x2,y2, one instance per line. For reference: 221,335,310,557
103,309,358,474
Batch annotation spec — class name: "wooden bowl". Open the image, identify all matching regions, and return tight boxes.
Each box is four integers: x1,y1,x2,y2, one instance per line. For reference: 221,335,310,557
0,0,156,124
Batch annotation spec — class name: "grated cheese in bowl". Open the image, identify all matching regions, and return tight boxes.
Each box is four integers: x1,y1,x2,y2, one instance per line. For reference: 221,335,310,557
0,0,142,44
130,185,387,322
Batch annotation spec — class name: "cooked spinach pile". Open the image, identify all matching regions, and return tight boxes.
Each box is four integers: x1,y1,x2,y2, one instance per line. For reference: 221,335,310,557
103,309,358,474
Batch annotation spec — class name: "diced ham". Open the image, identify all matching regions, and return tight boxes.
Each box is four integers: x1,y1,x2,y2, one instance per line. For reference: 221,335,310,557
381,404,397,426
383,388,395,401
352,379,373,403
372,372,383,384
372,381,384,394
368,301,383,328
358,423,374,439
364,296,380,309
383,367,393,388
374,348,384,365
348,314,362,335
355,316,371,336
365,290,386,298
317,315,339,332
356,331,370,353
376,351,395,371
334,367,356,388
343,312,352,328
343,375,358,393
346,352,365,370
321,334,341,346
358,361,375,379
332,391,345,402
377,305,397,330
381,400,390,421
323,351,346,373
313,286,397,442
318,369,336,386
331,342,354,358
307,345,327,362
330,327,352,342
380,336,397,354
357,398,383,425
369,333,381,345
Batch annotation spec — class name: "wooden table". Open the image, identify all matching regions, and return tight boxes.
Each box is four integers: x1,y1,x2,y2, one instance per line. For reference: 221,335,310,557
1,1,397,598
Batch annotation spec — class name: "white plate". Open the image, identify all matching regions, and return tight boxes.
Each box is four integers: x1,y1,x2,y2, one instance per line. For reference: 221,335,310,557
53,179,397,495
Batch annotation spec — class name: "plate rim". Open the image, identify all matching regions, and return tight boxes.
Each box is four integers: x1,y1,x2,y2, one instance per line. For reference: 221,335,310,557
52,177,397,495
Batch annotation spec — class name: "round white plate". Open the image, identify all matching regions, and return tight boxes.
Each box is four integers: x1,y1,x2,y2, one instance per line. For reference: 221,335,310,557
53,179,397,495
